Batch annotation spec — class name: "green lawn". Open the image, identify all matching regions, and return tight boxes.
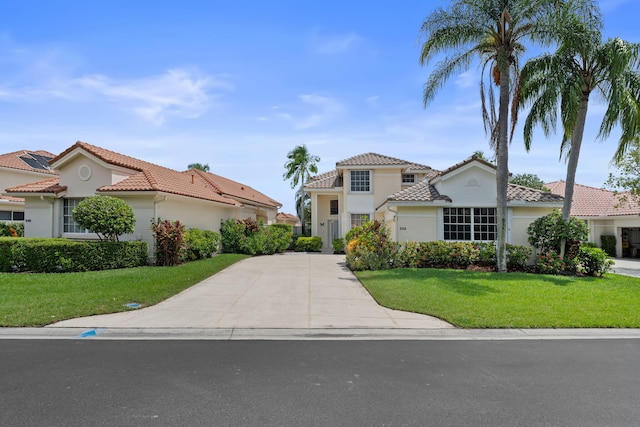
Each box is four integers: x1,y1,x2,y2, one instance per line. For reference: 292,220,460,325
0,254,248,327
356,268,640,328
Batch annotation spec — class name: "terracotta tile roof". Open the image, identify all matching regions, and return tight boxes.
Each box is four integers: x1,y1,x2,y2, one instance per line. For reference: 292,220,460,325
0,195,25,203
507,184,564,203
388,179,451,202
438,154,496,177
44,141,281,206
336,152,430,170
5,177,67,195
0,150,57,175
191,169,281,208
547,180,640,216
276,212,299,222
305,170,343,189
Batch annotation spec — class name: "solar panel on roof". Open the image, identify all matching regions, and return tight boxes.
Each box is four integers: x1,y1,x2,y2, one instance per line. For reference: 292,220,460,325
29,153,53,166
19,155,49,170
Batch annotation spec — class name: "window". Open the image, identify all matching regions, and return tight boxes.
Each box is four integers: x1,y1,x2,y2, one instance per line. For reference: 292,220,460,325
443,207,496,241
350,213,370,228
402,174,415,184
63,198,89,233
0,211,24,221
350,170,370,192
330,199,338,215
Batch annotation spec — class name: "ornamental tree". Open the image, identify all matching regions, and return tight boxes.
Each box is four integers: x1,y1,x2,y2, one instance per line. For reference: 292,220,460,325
72,195,136,242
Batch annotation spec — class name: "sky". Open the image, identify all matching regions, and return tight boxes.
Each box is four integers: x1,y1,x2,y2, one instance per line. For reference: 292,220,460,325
0,0,638,215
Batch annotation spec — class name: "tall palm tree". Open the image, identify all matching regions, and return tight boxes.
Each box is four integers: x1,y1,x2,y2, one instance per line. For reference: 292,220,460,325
420,0,568,272
283,145,320,236
520,6,640,232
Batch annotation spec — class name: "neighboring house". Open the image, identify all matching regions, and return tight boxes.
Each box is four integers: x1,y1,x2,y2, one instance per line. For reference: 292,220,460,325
547,180,640,258
5,141,281,257
305,153,563,251
0,150,57,222
275,212,300,226
276,212,302,234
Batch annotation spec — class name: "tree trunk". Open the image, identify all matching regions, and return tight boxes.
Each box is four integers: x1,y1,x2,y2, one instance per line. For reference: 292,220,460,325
495,61,510,273
299,182,306,236
560,94,590,256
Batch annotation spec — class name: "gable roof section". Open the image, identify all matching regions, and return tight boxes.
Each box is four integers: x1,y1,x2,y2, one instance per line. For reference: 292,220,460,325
305,170,343,189
437,154,496,178
5,177,67,195
388,179,451,202
547,180,640,216
190,169,281,208
0,150,57,175
7,141,279,207
336,152,430,171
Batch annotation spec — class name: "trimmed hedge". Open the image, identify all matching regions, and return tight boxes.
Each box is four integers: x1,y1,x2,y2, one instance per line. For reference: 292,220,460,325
220,219,292,255
183,228,221,261
0,237,148,272
601,235,617,257
295,236,322,252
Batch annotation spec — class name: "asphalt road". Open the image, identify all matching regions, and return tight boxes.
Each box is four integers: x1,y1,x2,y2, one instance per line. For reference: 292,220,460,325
1,339,639,426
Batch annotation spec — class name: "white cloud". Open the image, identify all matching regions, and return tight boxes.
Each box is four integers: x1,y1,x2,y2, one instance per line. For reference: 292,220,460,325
312,31,362,54
454,71,475,89
74,69,233,124
295,94,344,129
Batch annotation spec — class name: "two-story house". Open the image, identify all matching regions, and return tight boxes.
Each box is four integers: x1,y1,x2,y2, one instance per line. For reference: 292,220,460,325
305,153,564,250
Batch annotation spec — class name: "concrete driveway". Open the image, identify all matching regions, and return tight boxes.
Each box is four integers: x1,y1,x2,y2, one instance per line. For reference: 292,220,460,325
51,254,453,329
613,258,640,278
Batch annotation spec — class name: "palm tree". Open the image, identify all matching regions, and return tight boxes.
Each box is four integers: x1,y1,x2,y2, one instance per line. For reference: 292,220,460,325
420,0,568,272
520,6,640,247
187,163,210,172
283,145,320,236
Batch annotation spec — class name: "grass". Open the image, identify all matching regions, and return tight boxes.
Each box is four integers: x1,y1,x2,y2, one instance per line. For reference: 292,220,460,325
0,254,249,327
356,268,640,328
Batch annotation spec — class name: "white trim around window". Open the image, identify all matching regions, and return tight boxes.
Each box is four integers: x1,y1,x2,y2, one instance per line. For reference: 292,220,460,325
349,170,371,193
442,207,497,241
349,213,372,229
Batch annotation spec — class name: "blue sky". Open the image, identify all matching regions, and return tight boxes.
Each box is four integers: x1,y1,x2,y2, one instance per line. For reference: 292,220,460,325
0,0,637,214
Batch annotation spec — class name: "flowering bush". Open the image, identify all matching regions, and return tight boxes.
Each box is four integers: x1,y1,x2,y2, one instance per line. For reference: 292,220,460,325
535,252,567,275
345,220,398,271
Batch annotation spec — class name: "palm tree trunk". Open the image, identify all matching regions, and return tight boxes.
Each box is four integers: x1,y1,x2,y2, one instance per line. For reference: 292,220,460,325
495,61,510,273
299,182,306,236
559,94,590,257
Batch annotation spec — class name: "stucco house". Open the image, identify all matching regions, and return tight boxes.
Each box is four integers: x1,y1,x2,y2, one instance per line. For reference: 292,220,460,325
0,150,57,222
305,153,563,251
547,180,640,258
4,141,281,257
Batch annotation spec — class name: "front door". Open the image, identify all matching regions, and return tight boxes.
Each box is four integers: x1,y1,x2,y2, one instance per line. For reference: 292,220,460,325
328,220,340,244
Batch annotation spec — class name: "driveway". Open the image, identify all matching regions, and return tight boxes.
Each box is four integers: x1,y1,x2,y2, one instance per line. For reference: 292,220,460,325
51,254,453,329
613,258,640,278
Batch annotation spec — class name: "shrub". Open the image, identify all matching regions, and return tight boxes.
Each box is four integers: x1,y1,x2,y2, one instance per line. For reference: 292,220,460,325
151,218,185,266
2,238,147,272
527,210,589,256
332,238,345,254
600,235,617,257
220,219,292,255
295,236,322,252
72,195,136,242
506,244,533,270
535,252,568,275
397,241,421,268
577,246,614,277
183,228,220,261
345,221,398,271
0,222,24,237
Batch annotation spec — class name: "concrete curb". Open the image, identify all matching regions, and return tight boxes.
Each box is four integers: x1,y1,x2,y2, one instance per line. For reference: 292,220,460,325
2,327,640,341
